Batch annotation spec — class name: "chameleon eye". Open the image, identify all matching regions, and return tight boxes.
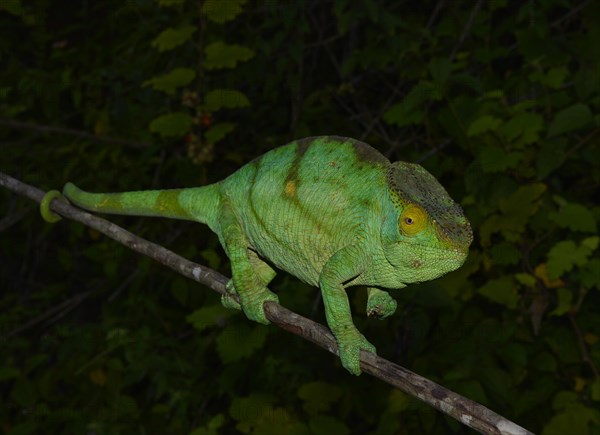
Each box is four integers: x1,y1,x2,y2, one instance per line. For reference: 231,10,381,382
400,205,427,235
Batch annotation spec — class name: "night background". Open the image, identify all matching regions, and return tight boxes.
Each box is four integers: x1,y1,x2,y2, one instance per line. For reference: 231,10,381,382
1,0,599,434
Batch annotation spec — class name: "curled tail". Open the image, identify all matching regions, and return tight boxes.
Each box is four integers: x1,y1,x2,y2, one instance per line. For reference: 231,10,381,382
63,182,221,228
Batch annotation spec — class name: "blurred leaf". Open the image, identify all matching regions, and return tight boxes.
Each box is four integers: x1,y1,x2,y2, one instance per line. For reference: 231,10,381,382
204,41,255,69
205,122,236,143
202,0,247,23
467,115,501,136
547,103,593,137
149,112,193,137
428,57,452,86
547,237,599,280
0,366,20,382
542,404,598,435
204,89,250,111
309,415,349,435
143,68,196,95
500,112,543,145
549,202,597,233
190,414,225,435
549,288,572,316
537,138,567,179
383,81,432,126
298,381,342,414
216,324,268,363
186,304,233,332
478,277,518,308
515,273,536,287
152,25,197,52
477,145,522,173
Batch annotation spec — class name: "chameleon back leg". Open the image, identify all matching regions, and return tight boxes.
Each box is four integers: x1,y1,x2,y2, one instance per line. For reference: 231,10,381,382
221,249,277,311
218,199,279,324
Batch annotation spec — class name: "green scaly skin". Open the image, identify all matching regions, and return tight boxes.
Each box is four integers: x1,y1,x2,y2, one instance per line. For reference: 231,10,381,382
41,136,473,375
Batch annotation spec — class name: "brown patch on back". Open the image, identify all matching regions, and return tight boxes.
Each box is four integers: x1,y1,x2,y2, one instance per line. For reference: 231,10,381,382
284,180,297,198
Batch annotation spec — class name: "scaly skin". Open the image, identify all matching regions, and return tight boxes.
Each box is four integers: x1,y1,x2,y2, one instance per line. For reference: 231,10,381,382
41,136,473,375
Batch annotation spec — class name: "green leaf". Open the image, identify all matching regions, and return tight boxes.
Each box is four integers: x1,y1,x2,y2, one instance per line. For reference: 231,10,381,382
216,324,268,363
149,112,192,137
151,25,197,52
204,41,255,69
143,68,196,96
204,122,236,143
201,0,247,23
298,381,342,414
549,203,597,233
467,115,501,136
547,103,593,137
186,304,232,332
547,237,599,280
478,277,519,309
204,89,250,111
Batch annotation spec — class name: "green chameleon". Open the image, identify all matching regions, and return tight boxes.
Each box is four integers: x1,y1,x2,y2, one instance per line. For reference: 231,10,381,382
41,136,473,375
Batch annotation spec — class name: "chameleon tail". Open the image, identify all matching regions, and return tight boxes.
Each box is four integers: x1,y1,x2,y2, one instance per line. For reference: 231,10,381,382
62,182,221,227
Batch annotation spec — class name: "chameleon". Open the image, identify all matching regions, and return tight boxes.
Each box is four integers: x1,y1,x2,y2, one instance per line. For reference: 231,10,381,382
40,136,473,375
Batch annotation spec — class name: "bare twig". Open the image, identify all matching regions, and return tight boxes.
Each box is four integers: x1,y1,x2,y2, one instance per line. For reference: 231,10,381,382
449,0,483,61
0,171,534,435
0,119,151,148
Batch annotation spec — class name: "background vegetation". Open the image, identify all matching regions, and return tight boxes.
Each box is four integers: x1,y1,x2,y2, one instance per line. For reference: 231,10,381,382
1,0,599,433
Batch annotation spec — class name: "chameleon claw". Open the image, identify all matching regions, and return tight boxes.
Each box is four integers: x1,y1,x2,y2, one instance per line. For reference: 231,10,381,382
40,190,67,223
221,280,242,310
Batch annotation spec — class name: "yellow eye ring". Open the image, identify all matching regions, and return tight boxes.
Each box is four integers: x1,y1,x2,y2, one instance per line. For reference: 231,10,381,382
400,205,427,235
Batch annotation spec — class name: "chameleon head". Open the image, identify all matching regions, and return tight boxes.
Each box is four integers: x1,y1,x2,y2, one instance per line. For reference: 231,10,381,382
381,162,474,284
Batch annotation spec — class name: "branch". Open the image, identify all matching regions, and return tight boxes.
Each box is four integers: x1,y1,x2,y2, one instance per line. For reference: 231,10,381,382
0,171,534,435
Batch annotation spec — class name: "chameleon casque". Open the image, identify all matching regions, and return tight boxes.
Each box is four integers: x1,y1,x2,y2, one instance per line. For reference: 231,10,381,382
41,136,473,375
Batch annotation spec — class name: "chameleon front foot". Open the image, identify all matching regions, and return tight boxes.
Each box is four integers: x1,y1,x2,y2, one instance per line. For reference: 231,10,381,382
366,289,397,319
40,190,67,223
336,328,377,376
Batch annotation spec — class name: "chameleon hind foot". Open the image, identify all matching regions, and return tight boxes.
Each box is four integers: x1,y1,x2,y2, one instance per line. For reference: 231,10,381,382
40,190,67,223
239,288,279,325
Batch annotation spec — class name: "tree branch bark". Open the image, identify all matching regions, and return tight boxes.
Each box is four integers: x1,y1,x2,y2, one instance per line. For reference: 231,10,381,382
0,171,534,435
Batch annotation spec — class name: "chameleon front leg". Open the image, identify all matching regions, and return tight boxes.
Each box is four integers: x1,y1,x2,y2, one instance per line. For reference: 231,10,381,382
319,245,376,375
218,201,279,324
366,287,397,319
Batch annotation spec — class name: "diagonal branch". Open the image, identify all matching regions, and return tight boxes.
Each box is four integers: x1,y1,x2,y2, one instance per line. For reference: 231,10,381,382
0,171,534,435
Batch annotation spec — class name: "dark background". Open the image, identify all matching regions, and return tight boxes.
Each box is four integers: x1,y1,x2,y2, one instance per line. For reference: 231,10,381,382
1,1,599,434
